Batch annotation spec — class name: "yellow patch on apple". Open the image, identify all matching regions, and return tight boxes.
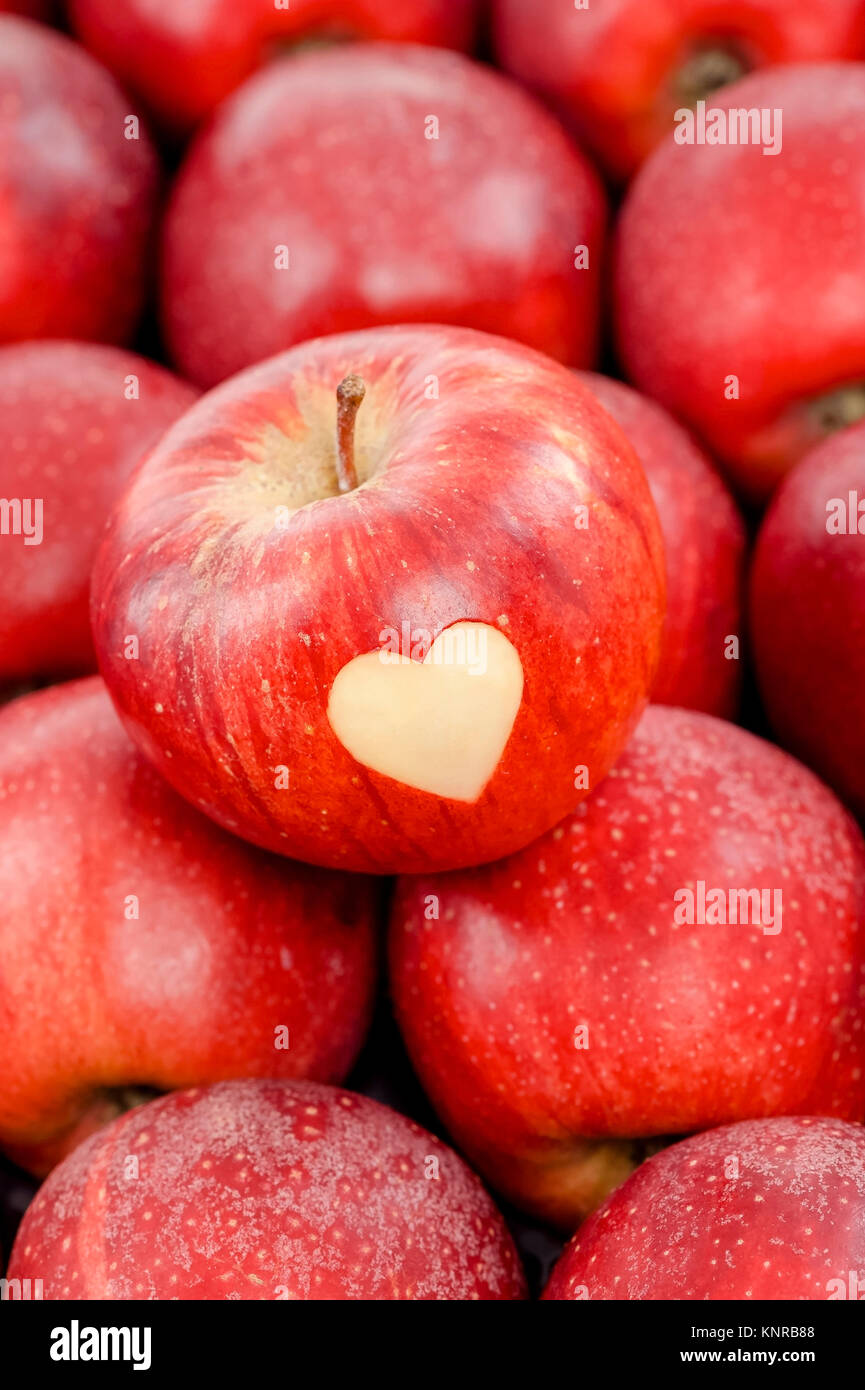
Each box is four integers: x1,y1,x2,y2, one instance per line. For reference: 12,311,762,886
327,622,524,801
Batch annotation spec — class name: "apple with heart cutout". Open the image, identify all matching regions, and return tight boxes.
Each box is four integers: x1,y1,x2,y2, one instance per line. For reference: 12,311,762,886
0,679,379,1177
69,0,478,137
543,1116,865,1300
0,16,159,346
0,341,198,688
160,43,607,388
750,418,865,821
8,1079,527,1300
616,63,865,504
390,704,865,1229
91,324,666,875
492,0,865,183
576,372,745,717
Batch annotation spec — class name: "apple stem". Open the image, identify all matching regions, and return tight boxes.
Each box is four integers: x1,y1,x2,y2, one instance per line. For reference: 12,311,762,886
674,46,748,104
810,382,865,435
336,374,366,494
106,1084,161,1119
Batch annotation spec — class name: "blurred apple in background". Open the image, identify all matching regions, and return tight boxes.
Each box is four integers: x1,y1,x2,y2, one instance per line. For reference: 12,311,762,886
391,705,865,1229
0,342,197,687
577,372,745,717
615,63,865,504
91,324,665,875
493,0,865,183
9,1079,526,1299
0,0,53,17
543,1117,865,1300
0,16,159,346
0,680,379,1176
751,419,865,820
69,0,479,137
160,44,606,388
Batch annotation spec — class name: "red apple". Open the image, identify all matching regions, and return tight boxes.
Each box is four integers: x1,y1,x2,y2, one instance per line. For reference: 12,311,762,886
0,679,378,1177
576,372,745,717
750,420,865,820
0,16,159,346
69,0,479,137
0,341,197,688
160,44,606,389
91,324,665,875
8,1078,526,1299
615,63,865,504
390,705,865,1229
493,0,865,184
543,1116,865,1300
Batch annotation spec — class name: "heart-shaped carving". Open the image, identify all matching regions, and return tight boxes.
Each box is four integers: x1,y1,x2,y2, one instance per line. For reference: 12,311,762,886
326,621,524,802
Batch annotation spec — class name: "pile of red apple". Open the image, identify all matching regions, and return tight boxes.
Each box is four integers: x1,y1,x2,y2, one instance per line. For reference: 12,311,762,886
2,0,865,1304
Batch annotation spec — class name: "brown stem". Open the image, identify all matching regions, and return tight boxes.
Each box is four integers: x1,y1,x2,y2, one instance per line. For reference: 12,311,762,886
97,1084,162,1125
809,382,865,435
336,374,366,494
674,45,748,105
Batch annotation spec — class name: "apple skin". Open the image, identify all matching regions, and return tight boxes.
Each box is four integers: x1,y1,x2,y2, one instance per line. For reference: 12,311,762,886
91,323,665,876
543,1116,865,1300
160,44,606,389
493,0,865,184
615,63,865,505
0,16,159,346
69,0,478,138
0,679,379,1178
576,372,745,718
0,342,198,688
389,705,865,1230
0,1,53,16
750,420,865,821
8,1079,527,1300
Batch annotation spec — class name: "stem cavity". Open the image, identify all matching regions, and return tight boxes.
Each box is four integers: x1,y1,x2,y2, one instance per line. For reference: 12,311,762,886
674,45,748,105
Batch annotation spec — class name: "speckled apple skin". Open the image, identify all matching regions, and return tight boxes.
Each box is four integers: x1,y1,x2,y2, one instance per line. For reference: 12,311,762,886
615,64,865,503
0,17,159,346
160,45,606,388
751,420,865,821
91,324,665,875
8,1079,527,1300
0,680,379,1176
543,1116,865,1300
0,342,197,686
70,0,478,136
577,373,745,718
390,706,865,1229
493,0,865,183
